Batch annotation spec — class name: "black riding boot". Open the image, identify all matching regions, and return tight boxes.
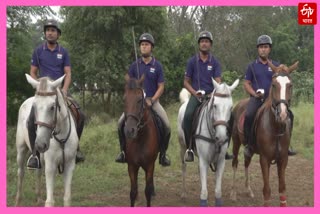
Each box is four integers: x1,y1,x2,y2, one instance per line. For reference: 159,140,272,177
225,113,234,160
243,118,253,158
75,103,85,163
159,129,171,167
26,106,41,170
288,110,297,156
115,127,126,163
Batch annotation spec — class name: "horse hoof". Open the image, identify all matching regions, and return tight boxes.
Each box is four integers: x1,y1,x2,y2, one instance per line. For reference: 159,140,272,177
200,199,208,207
215,198,223,207
181,193,186,201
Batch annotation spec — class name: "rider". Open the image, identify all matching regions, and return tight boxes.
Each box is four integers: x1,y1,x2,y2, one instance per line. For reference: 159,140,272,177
183,30,228,162
26,19,85,169
115,33,171,167
243,34,297,158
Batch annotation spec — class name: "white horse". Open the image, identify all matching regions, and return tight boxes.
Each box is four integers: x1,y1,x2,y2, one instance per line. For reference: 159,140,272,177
177,78,239,206
15,74,79,207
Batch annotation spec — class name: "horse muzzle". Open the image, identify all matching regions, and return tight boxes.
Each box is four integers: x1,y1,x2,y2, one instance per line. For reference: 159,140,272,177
35,139,50,153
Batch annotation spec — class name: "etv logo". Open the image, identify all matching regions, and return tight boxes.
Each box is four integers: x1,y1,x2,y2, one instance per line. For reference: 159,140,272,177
298,3,317,25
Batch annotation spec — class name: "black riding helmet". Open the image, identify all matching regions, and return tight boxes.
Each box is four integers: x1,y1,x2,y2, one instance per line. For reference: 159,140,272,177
139,33,154,47
198,31,213,44
257,35,272,47
44,19,61,35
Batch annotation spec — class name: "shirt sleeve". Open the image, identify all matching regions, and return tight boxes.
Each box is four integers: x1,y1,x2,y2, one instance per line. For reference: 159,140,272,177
213,58,222,78
31,49,39,67
245,63,253,81
185,57,194,78
63,49,71,67
157,62,165,83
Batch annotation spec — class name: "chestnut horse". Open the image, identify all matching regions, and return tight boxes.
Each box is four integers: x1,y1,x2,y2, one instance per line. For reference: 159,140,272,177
123,76,159,207
230,61,298,206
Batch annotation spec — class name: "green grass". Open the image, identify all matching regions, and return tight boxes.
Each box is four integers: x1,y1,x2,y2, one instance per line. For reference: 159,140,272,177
6,101,314,206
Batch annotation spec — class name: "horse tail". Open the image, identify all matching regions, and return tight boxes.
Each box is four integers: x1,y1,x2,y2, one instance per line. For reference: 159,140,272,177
179,88,190,104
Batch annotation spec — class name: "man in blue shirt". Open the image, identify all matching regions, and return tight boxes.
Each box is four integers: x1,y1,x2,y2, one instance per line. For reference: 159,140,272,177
115,33,171,166
183,31,223,162
243,35,296,157
26,19,85,169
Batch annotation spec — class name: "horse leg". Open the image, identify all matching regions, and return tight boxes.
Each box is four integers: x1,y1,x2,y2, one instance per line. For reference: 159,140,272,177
63,160,76,206
35,168,43,206
244,155,254,198
44,158,57,207
15,141,28,206
145,163,155,207
128,164,139,207
260,156,271,206
215,147,227,207
230,134,241,201
277,156,288,207
179,137,187,200
199,157,209,206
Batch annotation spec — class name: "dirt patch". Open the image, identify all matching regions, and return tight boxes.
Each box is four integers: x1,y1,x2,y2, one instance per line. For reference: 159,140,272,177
107,155,313,207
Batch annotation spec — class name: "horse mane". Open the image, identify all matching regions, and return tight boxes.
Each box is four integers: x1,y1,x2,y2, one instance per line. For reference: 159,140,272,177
38,77,50,92
127,78,142,90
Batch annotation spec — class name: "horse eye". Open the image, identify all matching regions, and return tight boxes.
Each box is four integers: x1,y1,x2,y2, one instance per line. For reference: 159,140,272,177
50,106,55,111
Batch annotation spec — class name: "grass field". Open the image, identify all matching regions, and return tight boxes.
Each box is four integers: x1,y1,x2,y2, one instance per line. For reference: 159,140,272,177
6,101,314,206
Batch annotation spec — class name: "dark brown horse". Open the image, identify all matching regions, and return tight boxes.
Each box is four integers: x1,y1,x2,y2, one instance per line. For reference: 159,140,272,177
230,61,298,206
123,75,159,207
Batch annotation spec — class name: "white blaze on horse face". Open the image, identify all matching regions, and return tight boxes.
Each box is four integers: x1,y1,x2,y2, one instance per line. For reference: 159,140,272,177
276,76,290,121
213,97,232,142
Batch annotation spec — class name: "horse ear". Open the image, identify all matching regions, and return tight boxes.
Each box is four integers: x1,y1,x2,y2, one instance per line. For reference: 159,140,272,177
51,75,66,89
288,61,299,73
267,60,280,73
25,74,39,89
212,78,220,89
228,79,240,92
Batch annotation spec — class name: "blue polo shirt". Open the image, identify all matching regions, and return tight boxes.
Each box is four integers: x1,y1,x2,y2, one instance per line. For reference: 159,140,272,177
128,57,164,97
185,53,222,94
245,58,280,98
31,43,71,80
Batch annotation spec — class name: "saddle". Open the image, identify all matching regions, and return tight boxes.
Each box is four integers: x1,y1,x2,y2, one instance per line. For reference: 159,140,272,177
151,110,167,151
189,99,211,151
66,97,82,137
238,110,257,146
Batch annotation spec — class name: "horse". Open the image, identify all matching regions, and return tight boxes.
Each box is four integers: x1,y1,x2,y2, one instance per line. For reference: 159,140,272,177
230,61,298,206
123,75,159,207
177,78,239,206
15,74,79,207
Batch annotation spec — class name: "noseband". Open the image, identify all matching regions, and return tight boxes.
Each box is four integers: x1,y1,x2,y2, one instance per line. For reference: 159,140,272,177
34,90,60,131
211,92,230,129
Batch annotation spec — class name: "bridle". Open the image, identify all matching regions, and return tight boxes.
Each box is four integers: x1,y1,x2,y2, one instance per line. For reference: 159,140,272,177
270,72,292,117
124,87,146,131
34,88,72,173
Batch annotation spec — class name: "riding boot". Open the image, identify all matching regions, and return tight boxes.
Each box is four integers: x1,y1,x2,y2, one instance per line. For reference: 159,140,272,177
183,118,194,162
243,118,253,158
287,110,297,156
115,127,126,163
75,109,85,163
159,129,171,167
75,146,85,163
26,106,41,170
225,113,234,160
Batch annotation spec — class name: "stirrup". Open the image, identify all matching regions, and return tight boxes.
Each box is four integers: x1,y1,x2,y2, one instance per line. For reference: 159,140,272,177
184,149,194,162
27,155,40,170
115,151,126,163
